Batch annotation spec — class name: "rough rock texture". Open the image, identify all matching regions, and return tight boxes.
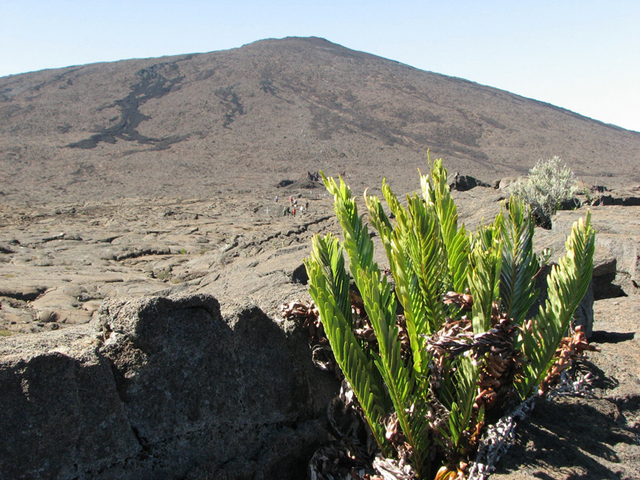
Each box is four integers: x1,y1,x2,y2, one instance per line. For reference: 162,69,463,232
0,294,339,480
0,328,138,479
0,194,334,336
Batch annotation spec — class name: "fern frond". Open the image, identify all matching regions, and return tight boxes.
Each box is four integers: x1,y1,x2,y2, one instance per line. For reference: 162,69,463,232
498,197,539,326
421,158,470,293
364,188,394,263
421,158,457,247
468,224,502,333
366,188,427,373
435,355,483,458
367,186,446,371
382,179,410,232
449,356,482,451
305,234,391,454
515,212,595,398
323,174,432,476
447,226,471,294
405,194,449,334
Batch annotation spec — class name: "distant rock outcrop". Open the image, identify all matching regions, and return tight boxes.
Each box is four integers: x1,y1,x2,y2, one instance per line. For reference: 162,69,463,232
0,294,339,479
448,173,492,191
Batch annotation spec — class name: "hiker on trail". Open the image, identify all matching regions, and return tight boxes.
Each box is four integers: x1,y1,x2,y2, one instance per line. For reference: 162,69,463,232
305,201,309,210
275,195,278,203
283,206,290,216
292,207,296,216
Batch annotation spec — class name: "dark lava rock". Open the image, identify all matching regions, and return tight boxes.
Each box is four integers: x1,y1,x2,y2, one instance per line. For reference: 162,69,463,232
0,293,339,480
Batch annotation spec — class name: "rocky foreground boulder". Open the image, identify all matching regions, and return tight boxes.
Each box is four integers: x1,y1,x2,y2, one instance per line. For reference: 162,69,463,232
0,294,339,480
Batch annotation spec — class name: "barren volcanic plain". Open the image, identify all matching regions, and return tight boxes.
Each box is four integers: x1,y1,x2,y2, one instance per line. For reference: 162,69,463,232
1,37,639,479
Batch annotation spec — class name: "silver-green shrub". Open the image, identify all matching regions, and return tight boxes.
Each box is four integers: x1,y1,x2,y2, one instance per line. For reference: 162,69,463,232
510,156,577,227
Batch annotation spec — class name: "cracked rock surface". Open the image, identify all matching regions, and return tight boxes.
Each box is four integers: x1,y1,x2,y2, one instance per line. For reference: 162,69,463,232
0,192,335,335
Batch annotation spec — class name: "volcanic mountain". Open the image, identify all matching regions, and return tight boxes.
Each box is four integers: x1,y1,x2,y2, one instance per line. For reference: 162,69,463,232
1,36,639,204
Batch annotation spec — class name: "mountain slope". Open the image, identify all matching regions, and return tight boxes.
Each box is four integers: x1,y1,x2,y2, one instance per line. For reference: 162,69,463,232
1,36,638,204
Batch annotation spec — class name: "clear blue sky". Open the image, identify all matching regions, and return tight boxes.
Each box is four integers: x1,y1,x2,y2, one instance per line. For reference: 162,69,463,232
2,0,639,132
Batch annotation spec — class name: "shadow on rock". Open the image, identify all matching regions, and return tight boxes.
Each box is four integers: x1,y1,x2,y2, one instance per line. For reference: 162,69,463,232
493,384,639,480
0,293,340,480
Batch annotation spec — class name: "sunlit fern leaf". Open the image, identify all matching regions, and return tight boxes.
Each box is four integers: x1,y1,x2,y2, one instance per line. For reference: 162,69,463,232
383,177,450,334
447,226,471,294
498,197,539,326
365,189,428,373
421,158,457,247
450,356,482,453
421,158,470,294
322,173,433,477
382,178,410,232
308,232,352,324
305,234,391,455
469,224,503,333
366,186,446,369
405,194,449,334
515,212,595,399
364,189,394,263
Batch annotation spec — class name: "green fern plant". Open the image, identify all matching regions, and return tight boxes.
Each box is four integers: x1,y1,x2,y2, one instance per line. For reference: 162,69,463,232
305,157,595,478
515,213,595,398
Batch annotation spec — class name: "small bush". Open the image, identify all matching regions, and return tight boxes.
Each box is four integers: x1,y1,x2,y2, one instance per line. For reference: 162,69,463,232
510,156,577,228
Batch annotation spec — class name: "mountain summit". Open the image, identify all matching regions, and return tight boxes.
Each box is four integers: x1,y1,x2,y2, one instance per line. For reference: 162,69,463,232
1,37,638,203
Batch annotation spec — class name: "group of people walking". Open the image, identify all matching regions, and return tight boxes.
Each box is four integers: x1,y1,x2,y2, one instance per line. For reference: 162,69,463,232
276,195,309,216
